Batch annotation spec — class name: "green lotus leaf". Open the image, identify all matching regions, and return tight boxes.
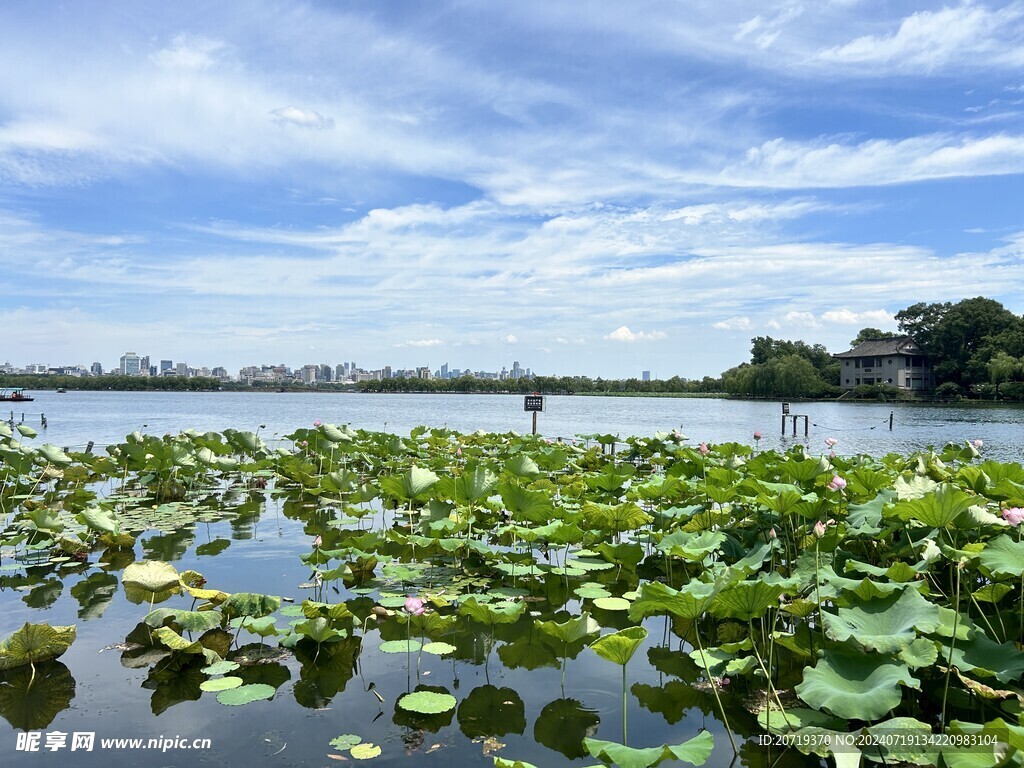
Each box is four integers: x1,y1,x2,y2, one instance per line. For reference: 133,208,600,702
565,558,614,572
710,580,784,621
591,627,648,667
201,661,239,675
898,637,940,669
629,580,718,622
584,731,714,768
977,535,1024,578
941,633,1024,683
16,424,37,438
536,612,600,645
795,650,919,721
593,597,630,611
575,585,612,599
499,482,554,523
379,639,422,654
293,617,345,644
822,588,940,653
892,474,939,500
199,676,242,692
350,743,382,759
379,466,439,500
780,457,831,483
123,560,180,595
440,465,498,504
890,484,974,528
421,642,456,656
398,690,457,714
329,734,362,751
756,706,846,735
151,627,206,655
582,501,653,534
494,759,539,768
216,683,275,706
0,623,76,671
459,597,526,626
972,583,1013,603
238,616,278,638
77,504,121,535
861,716,937,764
145,609,222,633
221,592,280,619
505,454,541,478
38,444,73,466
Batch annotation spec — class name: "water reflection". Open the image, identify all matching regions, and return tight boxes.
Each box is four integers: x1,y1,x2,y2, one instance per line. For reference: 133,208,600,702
0,661,76,730
533,697,601,759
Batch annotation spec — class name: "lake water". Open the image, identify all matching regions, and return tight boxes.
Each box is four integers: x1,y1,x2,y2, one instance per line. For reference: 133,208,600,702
2,390,1022,767
10,389,1024,461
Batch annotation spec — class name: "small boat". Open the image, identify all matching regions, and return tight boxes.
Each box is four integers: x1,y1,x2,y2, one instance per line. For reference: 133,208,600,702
56,387,66,393
0,388,34,402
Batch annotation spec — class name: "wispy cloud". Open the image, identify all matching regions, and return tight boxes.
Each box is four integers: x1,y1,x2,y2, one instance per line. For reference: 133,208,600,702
270,106,335,129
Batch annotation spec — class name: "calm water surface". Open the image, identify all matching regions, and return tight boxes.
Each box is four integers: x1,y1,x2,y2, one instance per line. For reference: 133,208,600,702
10,390,1024,460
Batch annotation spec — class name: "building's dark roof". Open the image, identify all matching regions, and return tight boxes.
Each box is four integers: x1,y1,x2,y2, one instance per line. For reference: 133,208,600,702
834,336,922,359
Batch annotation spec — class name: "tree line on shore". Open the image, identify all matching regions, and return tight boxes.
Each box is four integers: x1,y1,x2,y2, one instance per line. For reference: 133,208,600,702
3,297,1021,400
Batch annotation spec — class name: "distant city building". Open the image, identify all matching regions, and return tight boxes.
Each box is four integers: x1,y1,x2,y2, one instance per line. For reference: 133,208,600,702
161,360,173,372
319,364,333,382
120,352,141,376
383,365,392,379
211,366,228,380
176,362,189,378
140,356,151,376
642,370,651,382
301,364,319,384
335,364,345,381
90,362,103,376
440,362,449,379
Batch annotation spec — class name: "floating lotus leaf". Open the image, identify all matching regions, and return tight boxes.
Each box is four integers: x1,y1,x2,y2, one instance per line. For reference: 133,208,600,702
575,585,612,599
199,676,242,692
977,535,1024,578
201,661,239,675
0,623,76,671
584,731,715,768
398,690,457,714
350,743,381,760
795,650,919,721
591,627,648,667
756,706,845,735
145,608,222,633
822,588,940,653
379,639,421,654
421,642,456,656
215,683,275,706
459,597,526,626
593,597,630,611
329,734,362,751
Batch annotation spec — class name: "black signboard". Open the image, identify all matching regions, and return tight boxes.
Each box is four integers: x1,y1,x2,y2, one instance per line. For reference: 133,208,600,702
524,395,545,412
782,402,790,415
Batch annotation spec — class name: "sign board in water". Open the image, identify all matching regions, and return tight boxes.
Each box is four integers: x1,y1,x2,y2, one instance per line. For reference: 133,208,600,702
524,395,545,412
782,402,790,415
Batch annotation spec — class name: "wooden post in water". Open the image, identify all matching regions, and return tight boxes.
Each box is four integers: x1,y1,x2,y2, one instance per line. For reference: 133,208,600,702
889,411,894,431
532,411,537,436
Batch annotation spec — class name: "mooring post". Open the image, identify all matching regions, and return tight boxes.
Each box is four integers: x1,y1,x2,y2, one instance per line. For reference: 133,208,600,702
85,441,94,454
781,414,786,435
532,410,537,436
889,411,894,431
803,415,809,437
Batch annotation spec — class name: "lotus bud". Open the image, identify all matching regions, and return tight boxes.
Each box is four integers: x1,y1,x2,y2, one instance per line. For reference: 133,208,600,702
371,606,390,618
813,520,826,538
824,437,838,448
314,420,322,427
768,527,777,539
698,442,709,456
313,535,322,548
827,475,847,491
753,431,762,441
919,538,942,564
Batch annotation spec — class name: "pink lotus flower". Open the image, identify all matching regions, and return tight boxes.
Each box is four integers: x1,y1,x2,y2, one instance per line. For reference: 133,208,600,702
768,527,777,539
1003,508,1024,527
828,450,836,459
813,520,827,538
828,475,847,491
313,535,322,548
825,437,838,448
698,442,709,456
404,596,425,616
753,431,762,441
972,439,984,449
456,446,463,456
313,420,322,427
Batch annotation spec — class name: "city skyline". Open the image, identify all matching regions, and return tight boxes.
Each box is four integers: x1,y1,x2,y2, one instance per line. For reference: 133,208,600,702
2,3,1024,376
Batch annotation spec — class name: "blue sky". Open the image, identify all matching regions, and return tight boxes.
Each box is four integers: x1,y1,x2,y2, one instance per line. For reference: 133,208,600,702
3,1,1024,378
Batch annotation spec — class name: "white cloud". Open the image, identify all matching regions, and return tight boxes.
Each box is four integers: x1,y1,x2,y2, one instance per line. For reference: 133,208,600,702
149,35,225,71
818,4,1024,72
712,316,752,330
604,326,668,342
503,334,518,344
394,338,443,348
270,106,335,130
784,311,819,327
819,308,893,325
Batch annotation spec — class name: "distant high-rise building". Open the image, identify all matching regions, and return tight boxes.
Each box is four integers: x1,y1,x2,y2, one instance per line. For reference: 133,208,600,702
383,365,392,378
440,362,449,379
335,364,345,381
161,360,173,372
211,367,228,380
176,362,189,378
642,370,651,382
90,362,103,376
350,361,357,375
139,356,151,376
319,364,333,382
120,352,141,376
301,365,318,384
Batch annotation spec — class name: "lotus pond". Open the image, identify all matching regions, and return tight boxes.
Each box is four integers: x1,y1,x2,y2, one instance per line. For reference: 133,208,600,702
2,422,1024,768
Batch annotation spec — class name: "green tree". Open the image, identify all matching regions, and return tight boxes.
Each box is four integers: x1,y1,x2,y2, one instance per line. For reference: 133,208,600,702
849,327,899,347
